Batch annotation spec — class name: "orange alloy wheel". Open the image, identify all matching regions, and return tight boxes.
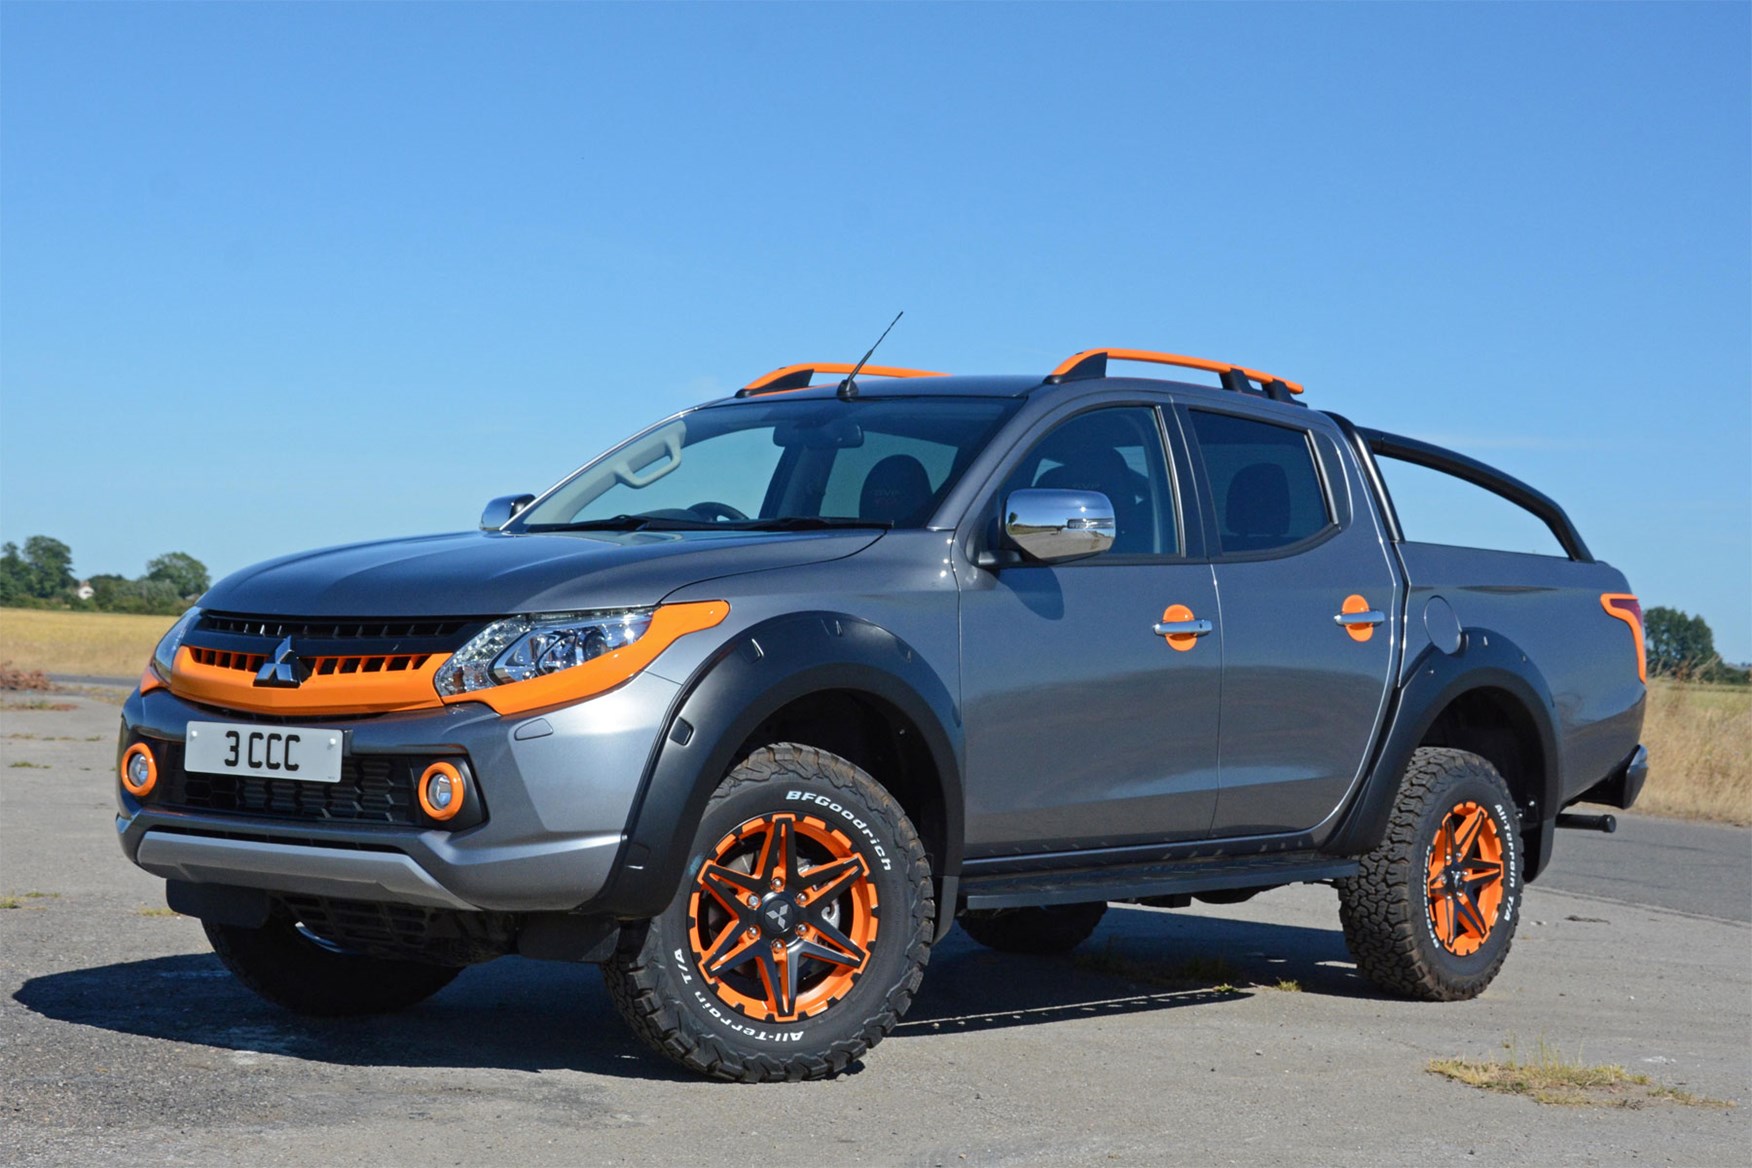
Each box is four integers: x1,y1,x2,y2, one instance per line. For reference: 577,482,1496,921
686,812,879,1023
1424,801,1506,956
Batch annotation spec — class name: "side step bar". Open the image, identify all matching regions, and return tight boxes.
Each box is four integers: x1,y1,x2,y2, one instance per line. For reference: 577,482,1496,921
958,852,1359,910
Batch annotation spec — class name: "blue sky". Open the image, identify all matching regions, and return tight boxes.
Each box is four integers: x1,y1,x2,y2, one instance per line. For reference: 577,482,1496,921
2,2,1748,658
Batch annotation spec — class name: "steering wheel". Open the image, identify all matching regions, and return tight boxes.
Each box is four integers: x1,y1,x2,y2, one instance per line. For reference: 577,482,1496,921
688,500,748,523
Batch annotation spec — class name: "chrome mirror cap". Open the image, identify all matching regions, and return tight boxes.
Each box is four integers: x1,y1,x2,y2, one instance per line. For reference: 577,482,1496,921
1004,489,1116,562
480,493,536,531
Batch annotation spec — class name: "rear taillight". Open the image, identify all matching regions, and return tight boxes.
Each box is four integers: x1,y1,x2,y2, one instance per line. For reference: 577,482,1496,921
1600,593,1646,683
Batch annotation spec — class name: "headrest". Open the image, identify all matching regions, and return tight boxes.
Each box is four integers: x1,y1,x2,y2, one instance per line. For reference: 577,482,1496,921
1225,462,1291,537
859,454,934,525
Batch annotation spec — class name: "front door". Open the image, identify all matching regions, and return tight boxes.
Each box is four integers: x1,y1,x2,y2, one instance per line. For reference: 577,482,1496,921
960,405,1223,857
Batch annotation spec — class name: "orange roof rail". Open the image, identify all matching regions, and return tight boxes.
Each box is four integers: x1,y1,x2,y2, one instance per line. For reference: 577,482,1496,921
1049,348,1304,401
738,362,947,396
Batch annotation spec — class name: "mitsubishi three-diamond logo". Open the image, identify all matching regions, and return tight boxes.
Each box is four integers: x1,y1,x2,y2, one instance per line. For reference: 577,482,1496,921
254,636,310,688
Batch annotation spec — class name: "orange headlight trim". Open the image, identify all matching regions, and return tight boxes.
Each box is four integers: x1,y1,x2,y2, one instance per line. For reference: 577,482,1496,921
441,600,730,716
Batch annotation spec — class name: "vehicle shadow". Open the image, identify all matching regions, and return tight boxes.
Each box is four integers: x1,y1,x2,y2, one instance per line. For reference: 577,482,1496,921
12,903,1369,1076
900,902,1371,1035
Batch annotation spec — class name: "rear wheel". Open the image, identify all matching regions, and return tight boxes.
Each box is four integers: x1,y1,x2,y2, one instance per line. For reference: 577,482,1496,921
204,912,462,1016
1336,747,1523,1001
959,902,1108,954
603,744,934,1082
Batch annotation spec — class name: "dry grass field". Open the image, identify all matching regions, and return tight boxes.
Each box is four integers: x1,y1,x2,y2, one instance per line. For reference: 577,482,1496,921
1636,679,1752,826
0,607,1746,824
0,608,175,679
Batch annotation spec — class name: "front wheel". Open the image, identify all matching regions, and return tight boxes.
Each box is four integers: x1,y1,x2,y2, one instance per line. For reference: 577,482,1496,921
603,744,934,1082
1336,747,1523,1001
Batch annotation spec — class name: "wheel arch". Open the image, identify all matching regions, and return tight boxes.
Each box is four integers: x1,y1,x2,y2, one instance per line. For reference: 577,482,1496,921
1322,629,1565,880
588,612,963,932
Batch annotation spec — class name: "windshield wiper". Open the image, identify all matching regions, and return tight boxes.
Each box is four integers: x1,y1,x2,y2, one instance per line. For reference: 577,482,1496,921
728,517,894,531
531,515,729,532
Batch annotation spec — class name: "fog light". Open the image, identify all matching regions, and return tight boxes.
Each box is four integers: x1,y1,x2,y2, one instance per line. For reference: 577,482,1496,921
418,761,465,822
121,743,158,797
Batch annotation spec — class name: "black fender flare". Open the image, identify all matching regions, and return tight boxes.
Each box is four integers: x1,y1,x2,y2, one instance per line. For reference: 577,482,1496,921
586,612,964,930
1320,627,1565,880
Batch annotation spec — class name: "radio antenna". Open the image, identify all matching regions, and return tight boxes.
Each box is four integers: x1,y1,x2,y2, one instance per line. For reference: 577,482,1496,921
838,310,904,401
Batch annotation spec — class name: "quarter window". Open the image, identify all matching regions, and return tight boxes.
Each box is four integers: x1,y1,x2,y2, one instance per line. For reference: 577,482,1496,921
1189,411,1331,554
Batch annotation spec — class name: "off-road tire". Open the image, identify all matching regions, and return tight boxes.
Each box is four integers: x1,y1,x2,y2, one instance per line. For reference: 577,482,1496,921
603,744,934,1083
958,902,1108,954
204,913,462,1016
1336,747,1523,1001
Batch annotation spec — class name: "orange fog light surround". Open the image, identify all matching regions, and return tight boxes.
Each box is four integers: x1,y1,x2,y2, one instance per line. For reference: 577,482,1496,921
418,761,466,821
120,743,159,797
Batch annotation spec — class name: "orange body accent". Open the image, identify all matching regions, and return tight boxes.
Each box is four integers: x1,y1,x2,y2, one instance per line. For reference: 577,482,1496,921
167,601,728,719
417,761,465,821
170,646,450,717
1050,348,1304,395
139,665,167,696
443,601,730,716
1425,801,1505,956
1159,603,1199,652
1599,593,1647,683
1341,593,1377,643
120,742,158,797
687,811,879,1023
742,362,947,392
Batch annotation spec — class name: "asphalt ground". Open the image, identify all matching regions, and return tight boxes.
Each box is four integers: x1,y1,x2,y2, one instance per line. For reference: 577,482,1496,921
3,696,1747,1166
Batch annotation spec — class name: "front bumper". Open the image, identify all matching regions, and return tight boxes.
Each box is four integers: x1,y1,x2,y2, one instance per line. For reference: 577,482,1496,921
116,671,680,913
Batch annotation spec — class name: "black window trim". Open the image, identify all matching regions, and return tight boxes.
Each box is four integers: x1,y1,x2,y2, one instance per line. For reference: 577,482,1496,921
1177,402,1345,564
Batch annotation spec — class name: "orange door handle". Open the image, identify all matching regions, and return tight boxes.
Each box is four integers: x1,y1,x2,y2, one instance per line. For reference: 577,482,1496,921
1153,604,1213,651
1335,594,1384,642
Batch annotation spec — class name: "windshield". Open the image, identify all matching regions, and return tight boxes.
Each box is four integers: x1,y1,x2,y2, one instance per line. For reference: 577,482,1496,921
515,397,1020,532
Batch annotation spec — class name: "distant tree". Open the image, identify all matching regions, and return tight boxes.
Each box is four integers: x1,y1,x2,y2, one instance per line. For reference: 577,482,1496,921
1644,606,1707,677
1644,606,1748,684
145,551,210,599
0,542,24,605
0,536,77,604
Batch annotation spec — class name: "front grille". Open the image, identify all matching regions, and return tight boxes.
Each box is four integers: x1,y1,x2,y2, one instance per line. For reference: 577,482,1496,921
188,647,433,675
189,648,267,672
200,612,475,640
159,743,420,825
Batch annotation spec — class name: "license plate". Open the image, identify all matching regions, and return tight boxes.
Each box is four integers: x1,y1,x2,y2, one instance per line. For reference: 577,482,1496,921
184,721,344,783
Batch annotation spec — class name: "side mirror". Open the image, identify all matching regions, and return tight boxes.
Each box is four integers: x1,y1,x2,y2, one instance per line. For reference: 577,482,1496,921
481,494,535,531
1003,489,1115,562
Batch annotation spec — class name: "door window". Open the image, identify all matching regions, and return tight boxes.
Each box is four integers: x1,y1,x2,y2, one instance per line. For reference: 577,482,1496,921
999,408,1178,556
1188,410,1331,555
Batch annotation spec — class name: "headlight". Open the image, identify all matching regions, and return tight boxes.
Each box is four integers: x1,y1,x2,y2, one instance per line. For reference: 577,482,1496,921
434,609,655,697
150,607,203,680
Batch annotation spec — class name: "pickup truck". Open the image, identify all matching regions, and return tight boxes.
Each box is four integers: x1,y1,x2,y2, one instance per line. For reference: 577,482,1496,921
116,347,1649,1082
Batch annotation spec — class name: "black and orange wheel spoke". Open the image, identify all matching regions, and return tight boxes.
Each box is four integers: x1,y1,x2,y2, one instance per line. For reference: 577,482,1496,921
797,854,868,906
698,860,764,912
686,810,880,1022
698,919,763,980
1424,800,1506,957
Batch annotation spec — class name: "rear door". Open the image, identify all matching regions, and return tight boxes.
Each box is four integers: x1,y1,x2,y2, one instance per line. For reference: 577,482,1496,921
1175,401,1400,837
959,404,1223,856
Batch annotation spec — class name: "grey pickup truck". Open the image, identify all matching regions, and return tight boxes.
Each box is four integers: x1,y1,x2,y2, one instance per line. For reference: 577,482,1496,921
116,347,1648,1082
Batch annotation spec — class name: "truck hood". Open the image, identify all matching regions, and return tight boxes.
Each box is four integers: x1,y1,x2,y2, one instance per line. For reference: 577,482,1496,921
200,528,881,618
